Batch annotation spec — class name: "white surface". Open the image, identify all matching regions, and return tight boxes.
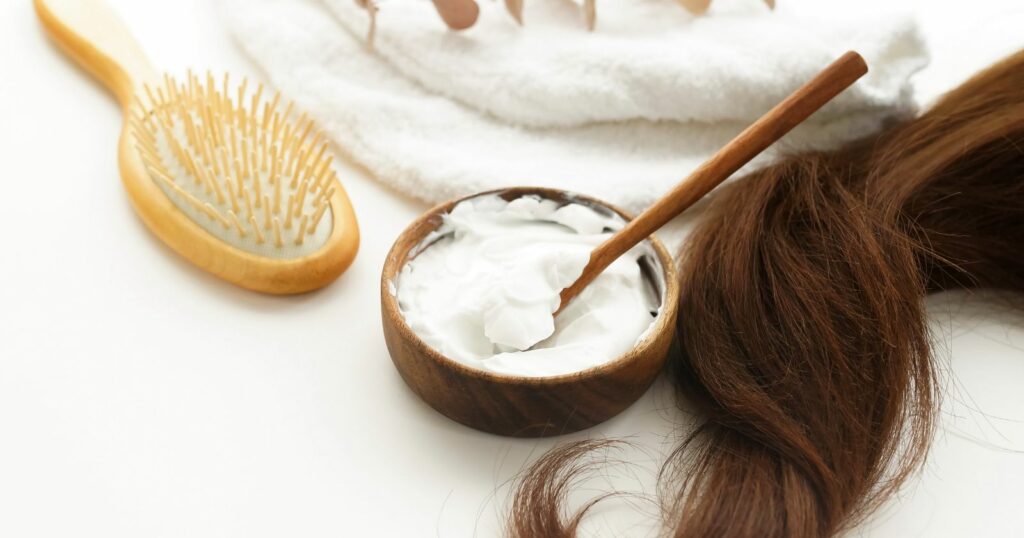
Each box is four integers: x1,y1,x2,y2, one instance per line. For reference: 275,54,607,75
0,0,1023,536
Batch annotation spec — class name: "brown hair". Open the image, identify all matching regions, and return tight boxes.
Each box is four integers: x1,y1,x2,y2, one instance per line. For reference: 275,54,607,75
510,50,1024,537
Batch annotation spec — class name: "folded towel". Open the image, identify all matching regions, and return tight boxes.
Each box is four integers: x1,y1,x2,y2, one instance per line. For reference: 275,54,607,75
218,0,927,214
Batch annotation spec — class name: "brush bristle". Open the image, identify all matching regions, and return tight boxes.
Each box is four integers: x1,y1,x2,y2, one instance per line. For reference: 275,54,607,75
131,72,336,258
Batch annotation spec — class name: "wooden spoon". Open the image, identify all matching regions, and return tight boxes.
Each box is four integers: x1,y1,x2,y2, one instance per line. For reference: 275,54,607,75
556,51,868,314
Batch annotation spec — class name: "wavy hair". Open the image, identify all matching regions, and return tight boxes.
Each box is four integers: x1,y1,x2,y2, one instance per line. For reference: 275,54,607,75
510,50,1024,538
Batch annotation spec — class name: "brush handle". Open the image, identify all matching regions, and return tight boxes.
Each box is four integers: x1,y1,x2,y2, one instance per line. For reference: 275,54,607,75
557,51,868,314
34,0,158,107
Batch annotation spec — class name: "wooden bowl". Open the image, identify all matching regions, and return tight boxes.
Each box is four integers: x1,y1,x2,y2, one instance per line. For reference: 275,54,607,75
380,188,679,437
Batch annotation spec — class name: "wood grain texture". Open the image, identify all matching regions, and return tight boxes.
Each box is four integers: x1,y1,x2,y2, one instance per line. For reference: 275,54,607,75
381,188,679,437
557,51,867,313
34,0,359,294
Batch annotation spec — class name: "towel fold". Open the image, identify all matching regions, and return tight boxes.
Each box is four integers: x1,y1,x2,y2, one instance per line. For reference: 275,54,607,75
218,0,927,213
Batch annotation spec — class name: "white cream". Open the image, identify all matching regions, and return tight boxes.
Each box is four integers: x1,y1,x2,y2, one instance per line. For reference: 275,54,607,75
395,195,662,377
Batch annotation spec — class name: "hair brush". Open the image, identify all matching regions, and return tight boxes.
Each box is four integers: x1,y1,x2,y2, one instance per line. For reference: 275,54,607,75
35,0,360,294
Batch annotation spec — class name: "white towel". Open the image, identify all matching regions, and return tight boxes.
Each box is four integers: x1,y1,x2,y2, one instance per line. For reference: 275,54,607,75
217,0,927,214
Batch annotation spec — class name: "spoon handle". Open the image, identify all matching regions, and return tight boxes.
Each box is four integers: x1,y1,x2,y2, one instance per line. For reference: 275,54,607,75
558,51,868,313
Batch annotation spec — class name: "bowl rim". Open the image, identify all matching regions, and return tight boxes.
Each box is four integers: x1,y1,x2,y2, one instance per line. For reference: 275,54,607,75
381,187,680,387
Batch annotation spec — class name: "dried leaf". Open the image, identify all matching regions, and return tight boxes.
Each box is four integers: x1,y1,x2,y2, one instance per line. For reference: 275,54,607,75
505,0,524,25
676,0,712,15
354,0,378,48
431,0,480,30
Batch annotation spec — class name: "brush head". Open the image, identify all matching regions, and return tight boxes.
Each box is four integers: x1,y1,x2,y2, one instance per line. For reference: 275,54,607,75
131,72,337,259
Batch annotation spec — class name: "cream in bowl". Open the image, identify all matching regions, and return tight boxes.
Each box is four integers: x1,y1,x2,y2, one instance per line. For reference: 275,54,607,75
395,194,661,377
381,188,678,437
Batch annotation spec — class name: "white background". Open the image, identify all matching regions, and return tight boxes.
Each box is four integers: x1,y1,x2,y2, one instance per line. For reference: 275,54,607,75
1,0,1023,536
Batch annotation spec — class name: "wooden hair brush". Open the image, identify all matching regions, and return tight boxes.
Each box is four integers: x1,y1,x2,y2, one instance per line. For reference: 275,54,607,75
35,0,360,294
